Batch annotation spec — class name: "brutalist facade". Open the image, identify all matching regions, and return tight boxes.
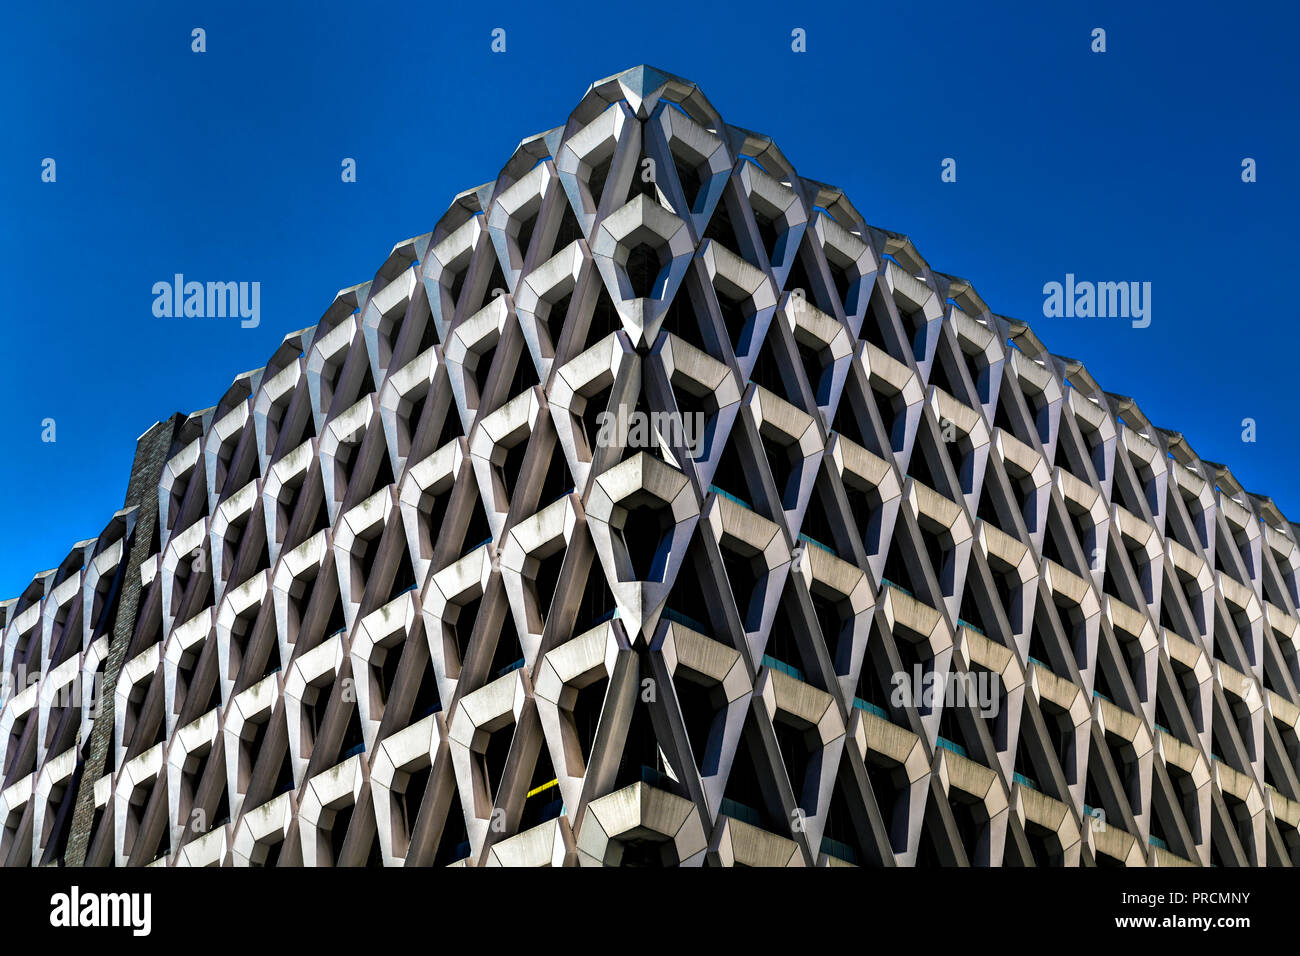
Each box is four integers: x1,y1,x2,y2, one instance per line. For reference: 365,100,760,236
3,66,1300,868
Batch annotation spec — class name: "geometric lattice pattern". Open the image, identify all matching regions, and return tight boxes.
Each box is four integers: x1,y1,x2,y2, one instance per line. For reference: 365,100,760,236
5,65,1300,867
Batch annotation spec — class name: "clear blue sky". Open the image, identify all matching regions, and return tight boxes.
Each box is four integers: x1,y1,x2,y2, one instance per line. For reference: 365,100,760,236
1,1,1296,598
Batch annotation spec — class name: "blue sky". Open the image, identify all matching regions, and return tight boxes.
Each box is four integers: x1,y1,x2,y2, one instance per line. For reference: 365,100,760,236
1,0,1296,598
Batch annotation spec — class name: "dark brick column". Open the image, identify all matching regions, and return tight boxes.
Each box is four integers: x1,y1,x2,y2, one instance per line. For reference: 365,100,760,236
64,414,181,867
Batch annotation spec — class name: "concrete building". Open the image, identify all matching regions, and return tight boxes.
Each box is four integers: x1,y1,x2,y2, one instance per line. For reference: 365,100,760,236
3,66,1300,867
